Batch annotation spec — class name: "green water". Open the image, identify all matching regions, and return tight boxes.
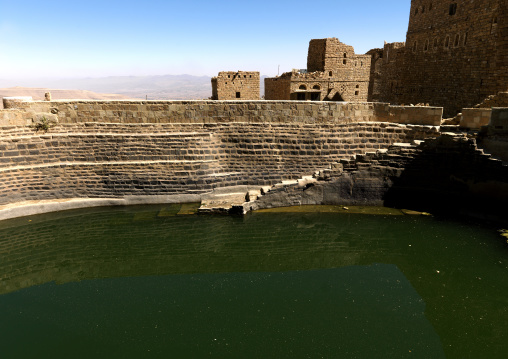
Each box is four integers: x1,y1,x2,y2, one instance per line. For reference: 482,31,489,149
0,205,507,358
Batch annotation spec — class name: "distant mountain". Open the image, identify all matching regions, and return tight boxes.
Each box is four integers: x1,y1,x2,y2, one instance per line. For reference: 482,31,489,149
0,74,269,103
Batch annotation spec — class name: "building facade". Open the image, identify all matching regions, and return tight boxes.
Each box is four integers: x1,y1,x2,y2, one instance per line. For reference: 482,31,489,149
265,38,371,102
211,71,260,100
370,0,507,116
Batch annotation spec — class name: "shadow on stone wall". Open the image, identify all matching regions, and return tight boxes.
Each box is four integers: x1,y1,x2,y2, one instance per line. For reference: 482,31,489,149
383,135,508,219
250,134,508,223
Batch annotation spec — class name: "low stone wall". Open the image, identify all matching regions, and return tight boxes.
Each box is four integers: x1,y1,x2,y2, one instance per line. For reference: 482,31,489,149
460,108,492,129
375,105,443,126
1,99,442,126
478,108,508,162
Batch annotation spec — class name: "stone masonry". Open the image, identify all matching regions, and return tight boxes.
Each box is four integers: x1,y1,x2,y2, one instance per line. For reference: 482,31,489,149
370,0,507,117
265,38,371,102
0,99,441,214
211,71,260,100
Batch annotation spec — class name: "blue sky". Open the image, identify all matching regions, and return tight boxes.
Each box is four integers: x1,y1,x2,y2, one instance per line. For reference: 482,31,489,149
0,0,410,80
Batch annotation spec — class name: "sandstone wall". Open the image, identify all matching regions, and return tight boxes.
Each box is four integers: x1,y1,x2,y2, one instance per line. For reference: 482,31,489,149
478,108,508,162
460,108,492,129
3,99,442,125
250,134,508,220
264,77,291,100
0,100,441,212
211,71,260,100
387,0,507,116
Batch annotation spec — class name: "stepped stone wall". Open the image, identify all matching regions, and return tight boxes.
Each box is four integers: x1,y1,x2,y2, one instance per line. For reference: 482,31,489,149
0,99,441,215
250,134,508,218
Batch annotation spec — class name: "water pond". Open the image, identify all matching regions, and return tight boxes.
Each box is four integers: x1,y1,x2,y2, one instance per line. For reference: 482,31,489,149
0,204,507,358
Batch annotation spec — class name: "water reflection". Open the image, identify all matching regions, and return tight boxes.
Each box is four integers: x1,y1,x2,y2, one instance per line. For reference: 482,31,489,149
0,205,507,358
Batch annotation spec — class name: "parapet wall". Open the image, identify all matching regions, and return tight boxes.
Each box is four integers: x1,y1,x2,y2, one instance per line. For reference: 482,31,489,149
1,99,443,126
0,99,442,218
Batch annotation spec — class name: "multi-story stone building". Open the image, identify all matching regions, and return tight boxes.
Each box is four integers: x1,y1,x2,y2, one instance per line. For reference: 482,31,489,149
211,71,260,100
370,0,507,116
265,38,371,102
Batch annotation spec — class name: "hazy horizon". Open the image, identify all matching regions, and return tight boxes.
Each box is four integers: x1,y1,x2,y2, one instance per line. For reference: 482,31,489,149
1,0,410,81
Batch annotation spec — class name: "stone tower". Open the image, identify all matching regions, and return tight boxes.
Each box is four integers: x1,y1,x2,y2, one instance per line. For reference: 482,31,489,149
401,0,507,115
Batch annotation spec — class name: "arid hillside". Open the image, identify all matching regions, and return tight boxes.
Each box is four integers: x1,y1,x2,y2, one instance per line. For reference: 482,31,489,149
0,87,134,109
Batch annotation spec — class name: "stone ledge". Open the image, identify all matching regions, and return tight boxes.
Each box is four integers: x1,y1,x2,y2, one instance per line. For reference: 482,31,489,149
0,195,203,221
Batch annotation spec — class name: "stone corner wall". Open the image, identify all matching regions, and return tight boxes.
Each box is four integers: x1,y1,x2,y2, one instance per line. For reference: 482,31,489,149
460,108,492,129
377,105,443,126
477,107,508,162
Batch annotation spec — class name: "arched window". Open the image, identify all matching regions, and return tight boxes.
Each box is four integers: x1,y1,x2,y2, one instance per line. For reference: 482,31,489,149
445,36,450,48
313,85,321,90
299,85,307,90
413,41,417,52
429,3,433,11
424,39,429,51
329,71,333,76
433,38,438,49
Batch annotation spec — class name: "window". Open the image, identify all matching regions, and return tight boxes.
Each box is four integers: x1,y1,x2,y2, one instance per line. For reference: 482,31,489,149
454,34,460,47
356,84,359,88
422,5,425,13
424,39,429,51
313,85,321,90
343,53,347,58
299,85,307,90
415,8,419,15
355,91,359,96
329,71,333,76
449,3,457,15
297,93,306,100
433,38,438,49
413,41,417,52
310,93,320,101
343,59,347,64
492,17,498,34
236,92,241,98
464,32,468,45
429,3,433,11
445,36,450,48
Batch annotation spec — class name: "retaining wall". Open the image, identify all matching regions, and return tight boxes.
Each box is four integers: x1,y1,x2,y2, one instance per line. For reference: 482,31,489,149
0,100,442,216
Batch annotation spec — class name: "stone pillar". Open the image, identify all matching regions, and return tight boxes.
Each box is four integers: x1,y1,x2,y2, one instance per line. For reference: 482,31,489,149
45,92,52,101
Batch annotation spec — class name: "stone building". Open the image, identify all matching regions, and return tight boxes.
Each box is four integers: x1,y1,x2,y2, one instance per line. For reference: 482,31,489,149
369,0,507,116
211,71,260,100
265,38,371,102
